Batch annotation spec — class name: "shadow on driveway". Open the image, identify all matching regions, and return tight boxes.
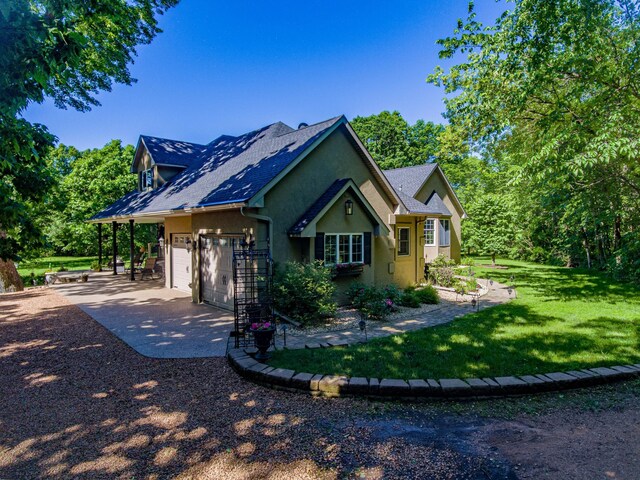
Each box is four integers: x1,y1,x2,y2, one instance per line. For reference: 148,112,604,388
51,272,233,358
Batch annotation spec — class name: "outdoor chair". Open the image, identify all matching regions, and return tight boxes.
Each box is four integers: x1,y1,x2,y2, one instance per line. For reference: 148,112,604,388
139,257,157,280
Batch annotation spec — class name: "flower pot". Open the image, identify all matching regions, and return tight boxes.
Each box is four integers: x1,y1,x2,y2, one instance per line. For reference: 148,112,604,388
251,327,275,360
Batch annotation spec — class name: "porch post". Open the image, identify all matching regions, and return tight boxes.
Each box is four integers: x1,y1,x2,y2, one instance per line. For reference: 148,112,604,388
112,221,118,275
97,223,102,272
129,219,135,281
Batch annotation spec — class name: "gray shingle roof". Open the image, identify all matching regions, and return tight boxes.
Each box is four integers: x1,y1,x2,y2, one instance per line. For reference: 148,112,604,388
92,116,344,220
382,163,437,198
141,136,206,167
289,178,350,234
424,191,452,216
383,164,452,215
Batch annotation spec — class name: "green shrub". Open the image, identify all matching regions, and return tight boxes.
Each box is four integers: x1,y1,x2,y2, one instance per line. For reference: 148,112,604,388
415,285,439,304
382,284,403,303
347,283,396,321
90,261,101,272
428,254,457,287
399,291,421,308
273,261,337,324
451,278,479,295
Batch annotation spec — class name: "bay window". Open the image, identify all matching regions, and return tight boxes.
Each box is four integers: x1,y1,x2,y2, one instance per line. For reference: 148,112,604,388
439,219,450,246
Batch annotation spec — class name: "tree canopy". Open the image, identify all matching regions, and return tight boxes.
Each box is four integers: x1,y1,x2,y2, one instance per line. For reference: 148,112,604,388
0,0,177,262
351,111,444,170
429,0,640,279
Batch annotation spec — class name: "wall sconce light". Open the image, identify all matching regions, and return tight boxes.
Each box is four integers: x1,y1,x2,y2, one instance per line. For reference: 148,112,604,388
345,199,353,216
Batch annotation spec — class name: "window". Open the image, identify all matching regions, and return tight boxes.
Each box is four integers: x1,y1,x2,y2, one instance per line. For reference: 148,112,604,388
439,219,450,246
140,168,153,191
324,234,363,265
397,227,410,256
424,219,435,246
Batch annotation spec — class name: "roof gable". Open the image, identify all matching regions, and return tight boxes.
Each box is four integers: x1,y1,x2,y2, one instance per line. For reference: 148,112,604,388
383,164,437,198
288,178,389,237
134,136,206,171
383,163,465,217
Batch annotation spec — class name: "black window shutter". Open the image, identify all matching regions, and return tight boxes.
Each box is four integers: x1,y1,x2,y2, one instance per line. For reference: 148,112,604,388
364,232,372,265
315,232,325,261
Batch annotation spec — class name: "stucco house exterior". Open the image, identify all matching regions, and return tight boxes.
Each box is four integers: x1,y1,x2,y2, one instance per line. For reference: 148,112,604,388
91,116,465,310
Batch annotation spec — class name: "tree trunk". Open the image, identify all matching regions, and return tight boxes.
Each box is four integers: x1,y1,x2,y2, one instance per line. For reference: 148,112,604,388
581,227,592,269
614,215,622,251
491,252,496,266
0,258,24,293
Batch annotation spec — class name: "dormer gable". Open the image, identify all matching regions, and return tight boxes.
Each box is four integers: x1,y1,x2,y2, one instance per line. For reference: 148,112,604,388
131,136,206,192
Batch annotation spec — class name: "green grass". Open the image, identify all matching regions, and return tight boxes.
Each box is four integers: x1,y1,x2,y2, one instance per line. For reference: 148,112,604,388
269,258,640,379
17,256,98,285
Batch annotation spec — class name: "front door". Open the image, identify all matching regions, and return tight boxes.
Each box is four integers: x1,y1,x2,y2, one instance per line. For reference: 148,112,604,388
171,234,191,292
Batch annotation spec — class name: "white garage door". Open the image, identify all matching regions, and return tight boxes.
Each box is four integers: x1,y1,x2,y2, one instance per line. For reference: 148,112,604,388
200,235,240,310
171,234,192,292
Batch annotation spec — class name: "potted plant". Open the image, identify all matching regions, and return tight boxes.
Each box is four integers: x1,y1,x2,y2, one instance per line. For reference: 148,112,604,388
249,321,275,360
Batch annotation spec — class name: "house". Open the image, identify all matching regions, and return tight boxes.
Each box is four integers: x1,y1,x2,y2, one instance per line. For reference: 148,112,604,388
90,116,464,309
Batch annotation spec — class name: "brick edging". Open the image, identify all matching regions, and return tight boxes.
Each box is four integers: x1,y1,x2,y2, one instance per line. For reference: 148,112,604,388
227,348,640,399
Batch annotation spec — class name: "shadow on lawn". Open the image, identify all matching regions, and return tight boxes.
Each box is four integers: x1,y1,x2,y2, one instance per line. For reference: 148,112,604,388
271,302,640,379
476,262,639,304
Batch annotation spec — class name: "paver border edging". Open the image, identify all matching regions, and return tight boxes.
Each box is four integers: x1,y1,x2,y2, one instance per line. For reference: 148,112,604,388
227,348,640,399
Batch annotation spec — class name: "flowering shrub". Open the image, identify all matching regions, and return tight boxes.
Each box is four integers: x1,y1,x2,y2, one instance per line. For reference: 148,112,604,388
250,321,273,331
347,283,397,321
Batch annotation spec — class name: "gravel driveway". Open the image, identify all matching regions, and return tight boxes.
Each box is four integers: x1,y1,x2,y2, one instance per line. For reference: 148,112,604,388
1,288,639,479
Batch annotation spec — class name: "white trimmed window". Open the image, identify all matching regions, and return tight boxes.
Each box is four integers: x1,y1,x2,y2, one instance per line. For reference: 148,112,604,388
424,219,435,246
324,234,364,265
439,219,450,246
140,168,154,191
397,227,410,256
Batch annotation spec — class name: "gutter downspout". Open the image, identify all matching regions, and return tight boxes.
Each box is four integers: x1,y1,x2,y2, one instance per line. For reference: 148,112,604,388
240,207,273,253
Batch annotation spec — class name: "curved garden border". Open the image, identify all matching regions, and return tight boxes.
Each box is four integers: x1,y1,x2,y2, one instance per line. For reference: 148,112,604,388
228,347,640,399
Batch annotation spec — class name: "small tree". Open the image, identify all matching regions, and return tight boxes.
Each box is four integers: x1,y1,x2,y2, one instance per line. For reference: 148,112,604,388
463,194,517,265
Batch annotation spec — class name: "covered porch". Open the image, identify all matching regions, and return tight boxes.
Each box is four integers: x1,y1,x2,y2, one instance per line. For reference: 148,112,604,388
90,215,165,282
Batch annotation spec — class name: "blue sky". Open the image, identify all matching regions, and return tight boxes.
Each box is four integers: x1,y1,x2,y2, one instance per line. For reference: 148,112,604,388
23,0,507,150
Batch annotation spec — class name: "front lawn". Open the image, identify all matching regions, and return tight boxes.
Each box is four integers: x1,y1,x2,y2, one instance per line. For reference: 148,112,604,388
269,258,640,379
17,256,98,285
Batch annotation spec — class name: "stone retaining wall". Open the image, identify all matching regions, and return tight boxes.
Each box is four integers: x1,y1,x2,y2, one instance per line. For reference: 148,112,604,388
228,348,640,399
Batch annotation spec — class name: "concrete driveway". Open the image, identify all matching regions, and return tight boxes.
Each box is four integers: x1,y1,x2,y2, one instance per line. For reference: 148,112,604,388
52,271,233,358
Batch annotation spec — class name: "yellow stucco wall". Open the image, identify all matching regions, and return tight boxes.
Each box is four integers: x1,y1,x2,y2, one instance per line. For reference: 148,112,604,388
414,169,463,263
259,127,397,287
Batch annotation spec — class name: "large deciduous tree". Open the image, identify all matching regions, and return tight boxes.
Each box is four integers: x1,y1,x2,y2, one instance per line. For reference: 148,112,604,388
44,141,156,256
429,0,640,277
0,0,177,291
351,111,444,169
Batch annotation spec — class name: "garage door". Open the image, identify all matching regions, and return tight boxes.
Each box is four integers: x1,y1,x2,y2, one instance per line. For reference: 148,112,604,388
200,235,241,310
171,234,192,292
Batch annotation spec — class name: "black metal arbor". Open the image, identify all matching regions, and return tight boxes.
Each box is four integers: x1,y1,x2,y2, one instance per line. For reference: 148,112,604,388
232,238,275,349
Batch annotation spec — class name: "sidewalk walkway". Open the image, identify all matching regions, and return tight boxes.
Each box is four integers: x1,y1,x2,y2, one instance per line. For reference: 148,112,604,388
275,281,514,350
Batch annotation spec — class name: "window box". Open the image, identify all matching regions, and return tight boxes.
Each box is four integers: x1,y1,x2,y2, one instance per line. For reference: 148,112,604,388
332,262,364,277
